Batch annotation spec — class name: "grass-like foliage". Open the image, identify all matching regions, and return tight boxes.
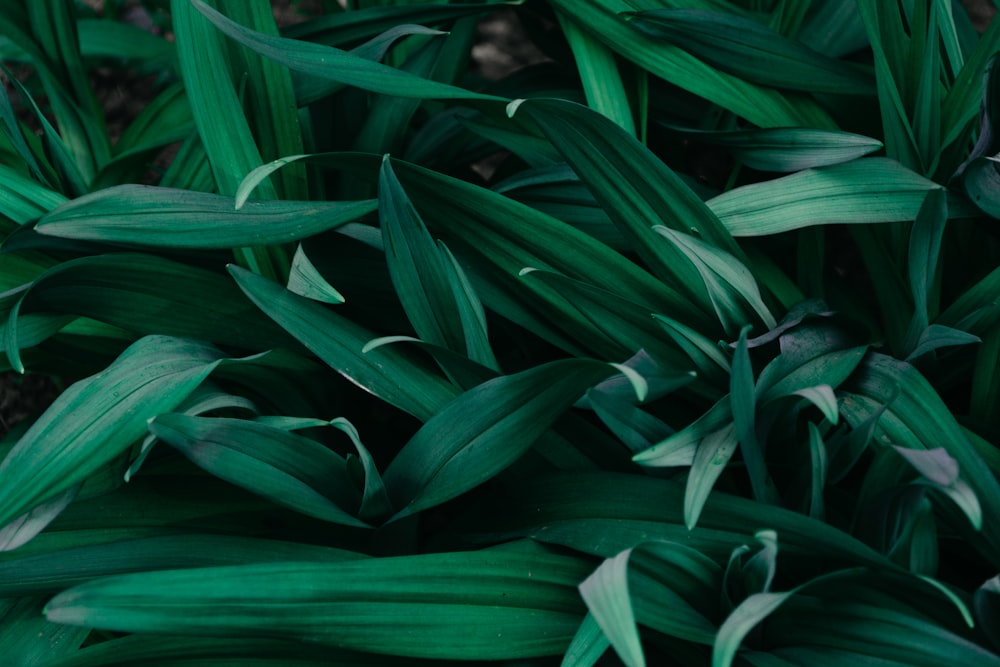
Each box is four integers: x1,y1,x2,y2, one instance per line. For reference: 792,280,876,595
2,0,1000,664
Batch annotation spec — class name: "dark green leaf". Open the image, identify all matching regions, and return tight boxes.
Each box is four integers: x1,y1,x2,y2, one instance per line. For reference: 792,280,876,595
384,359,622,517
45,551,591,660
35,185,375,248
149,414,367,527
625,9,876,94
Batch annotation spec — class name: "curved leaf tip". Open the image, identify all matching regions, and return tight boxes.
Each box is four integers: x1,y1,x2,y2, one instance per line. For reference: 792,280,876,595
609,363,649,403
506,99,527,118
361,335,422,354
235,154,309,209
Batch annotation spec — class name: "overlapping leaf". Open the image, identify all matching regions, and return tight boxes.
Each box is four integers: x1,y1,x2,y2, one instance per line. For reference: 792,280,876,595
0,336,251,540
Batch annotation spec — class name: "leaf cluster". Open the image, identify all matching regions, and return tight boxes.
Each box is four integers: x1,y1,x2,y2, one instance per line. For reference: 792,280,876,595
0,1,999,665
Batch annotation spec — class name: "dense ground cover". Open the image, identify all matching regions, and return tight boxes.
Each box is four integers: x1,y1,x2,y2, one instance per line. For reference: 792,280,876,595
1,0,1000,665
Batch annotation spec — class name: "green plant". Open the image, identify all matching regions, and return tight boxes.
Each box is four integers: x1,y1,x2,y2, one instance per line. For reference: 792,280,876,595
1,0,1000,665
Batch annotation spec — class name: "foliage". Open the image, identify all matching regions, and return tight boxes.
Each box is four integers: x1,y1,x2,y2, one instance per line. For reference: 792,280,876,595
0,0,999,665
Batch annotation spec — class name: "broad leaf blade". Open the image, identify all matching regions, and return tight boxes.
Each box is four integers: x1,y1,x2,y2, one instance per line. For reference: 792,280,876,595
35,185,375,248
230,264,457,421
45,551,591,660
150,414,367,528
384,359,619,517
0,336,243,535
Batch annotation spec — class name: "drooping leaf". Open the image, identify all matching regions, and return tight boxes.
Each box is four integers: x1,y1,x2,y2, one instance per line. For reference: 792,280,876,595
579,549,644,667
286,244,345,304
706,159,965,237
35,185,375,248
149,414,368,528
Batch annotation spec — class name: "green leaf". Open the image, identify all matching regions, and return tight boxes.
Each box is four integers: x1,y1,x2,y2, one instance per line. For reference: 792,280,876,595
588,390,677,455
286,244,345,304
509,96,741,262
35,185,375,248
0,534,362,596
457,471,890,567
661,125,883,172
77,18,176,72
0,596,88,665
379,156,497,368
0,76,57,189
3,254,291,369
757,346,867,406
217,0,308,202
685,423,739,530
236,152,695,360
657,225,775,333
579,549,644,667
807,422,827,519
45,551,592,660
653,313,731,388
331,417,392,523
0,336,247,536
714,591,790,667
856,1,922,170
229,264,457,421
625,9,876,95
384,358,619,517
171,0,286,279
633,397,732,469
0,485,78,552
561,613,611,667
35,636,380,667
125,382,258,482
893,446,983,531
191,0,504,102
149,414,368,528
282,2,510,47
0,163,66,224
518,268,693,374
793,385,839,424
0,68,88,196
731,325,769,502
707,159,961,237
843,353,1000,564
904,189,948,353
558,12,636,136
544,0,835,128
906,324,980,362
